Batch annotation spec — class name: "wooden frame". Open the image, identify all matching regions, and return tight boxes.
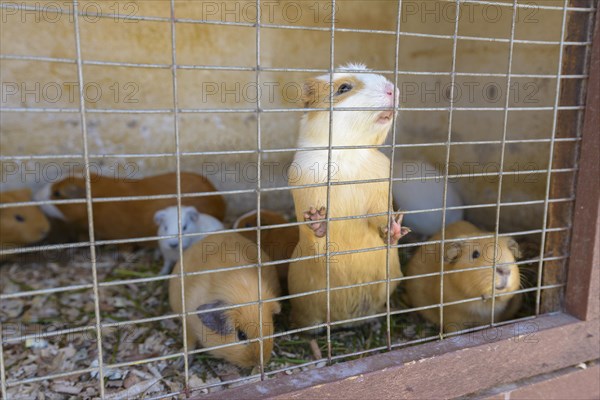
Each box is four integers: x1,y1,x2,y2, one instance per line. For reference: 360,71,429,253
198,9,600,400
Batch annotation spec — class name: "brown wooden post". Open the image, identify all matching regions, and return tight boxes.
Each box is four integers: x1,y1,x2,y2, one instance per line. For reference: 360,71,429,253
565,7,600,321
542,3,598,314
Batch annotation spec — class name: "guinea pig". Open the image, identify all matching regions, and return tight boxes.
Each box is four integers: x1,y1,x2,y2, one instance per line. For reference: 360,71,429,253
1,189,50,258
403,220,522,332
232,209,299,285
169,232,281,368
34,172,226,244
287,63,409,329
392,160,464,236
154,206,224,275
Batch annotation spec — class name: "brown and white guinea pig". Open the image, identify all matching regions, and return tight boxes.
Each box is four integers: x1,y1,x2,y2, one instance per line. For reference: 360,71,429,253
1,189,50,258
287,64,409,329
232,209,299,285
34,172,226,244
403,221,522,332
169,231,281,368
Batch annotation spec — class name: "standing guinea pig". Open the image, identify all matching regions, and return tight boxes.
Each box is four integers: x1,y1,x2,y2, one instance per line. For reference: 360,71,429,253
169,232,281,368
1,189,50,259
154,206,224,275
403,220,522,332
34,172,226,244
232,209,299,286
287,64,410,329
392,160,464,236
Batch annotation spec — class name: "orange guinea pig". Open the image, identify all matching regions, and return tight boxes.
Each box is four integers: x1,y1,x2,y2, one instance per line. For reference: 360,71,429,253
232,210,299,285
287,64,407,329
403,221,522,333
169,232,281,368
34,172,225,244
1,189,50,258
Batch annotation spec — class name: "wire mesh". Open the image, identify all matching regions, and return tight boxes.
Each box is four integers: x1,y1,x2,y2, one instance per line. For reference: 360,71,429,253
0,0,597,398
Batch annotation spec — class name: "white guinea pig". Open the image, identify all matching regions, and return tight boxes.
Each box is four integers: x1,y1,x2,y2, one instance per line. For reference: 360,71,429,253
393,160,464,236
154,206,224,275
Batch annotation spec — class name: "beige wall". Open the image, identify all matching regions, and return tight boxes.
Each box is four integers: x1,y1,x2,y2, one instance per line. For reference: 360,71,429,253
0,0,577,231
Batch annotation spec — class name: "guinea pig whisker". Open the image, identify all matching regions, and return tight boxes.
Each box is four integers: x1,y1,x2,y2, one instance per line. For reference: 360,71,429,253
519,275,533,288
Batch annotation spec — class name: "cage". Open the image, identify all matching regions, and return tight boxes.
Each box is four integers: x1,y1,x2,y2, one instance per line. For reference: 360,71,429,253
0,0,598,398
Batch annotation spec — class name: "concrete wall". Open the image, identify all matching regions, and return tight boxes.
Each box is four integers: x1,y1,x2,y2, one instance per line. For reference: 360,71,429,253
0,0,577,232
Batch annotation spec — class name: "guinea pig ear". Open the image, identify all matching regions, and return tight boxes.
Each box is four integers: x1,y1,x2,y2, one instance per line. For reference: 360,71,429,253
187,208,200,223
302,78,323,108
154,210,166,226
507,238,521,259
444,242,462,263
61,183,86,199
197,301,233,336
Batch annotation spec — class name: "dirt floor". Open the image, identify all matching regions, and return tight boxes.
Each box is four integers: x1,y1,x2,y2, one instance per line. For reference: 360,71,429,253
0,235,540,399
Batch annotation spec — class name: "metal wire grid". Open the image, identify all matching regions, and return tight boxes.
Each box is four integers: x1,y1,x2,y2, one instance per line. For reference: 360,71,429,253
0,0,596,397
438,0,462,335
534,0,570,316
487,0,519,326
69,1,106,396
322,0,340,362
167,0,190,393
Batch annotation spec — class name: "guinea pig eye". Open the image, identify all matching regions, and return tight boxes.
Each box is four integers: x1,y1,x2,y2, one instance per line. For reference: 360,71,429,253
53,190,61,198
244,223,252,228
237,330,248,342
336,83,352,95
472,250,481,259
14,214,25,223
182,224,188,231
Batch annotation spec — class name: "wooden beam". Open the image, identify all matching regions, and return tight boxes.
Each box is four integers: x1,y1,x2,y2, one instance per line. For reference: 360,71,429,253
196,314,599,399
565,7,600,321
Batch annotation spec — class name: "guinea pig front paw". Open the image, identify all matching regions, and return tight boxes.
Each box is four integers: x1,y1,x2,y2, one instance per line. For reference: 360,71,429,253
303,206,328,238
380,213,411,244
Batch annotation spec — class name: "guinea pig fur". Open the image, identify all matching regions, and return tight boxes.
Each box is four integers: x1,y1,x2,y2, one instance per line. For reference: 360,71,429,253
232,209,299,285
287,64,406,329
34,172,226,244
392,160,464,236
404,220,522,332
169,232,281,368
1,189,50,257
155,206,225,275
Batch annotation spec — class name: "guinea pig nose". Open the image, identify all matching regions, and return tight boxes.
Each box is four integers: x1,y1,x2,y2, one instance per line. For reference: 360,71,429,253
385,83,394,96
169,242,179,249
495,271,510,290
